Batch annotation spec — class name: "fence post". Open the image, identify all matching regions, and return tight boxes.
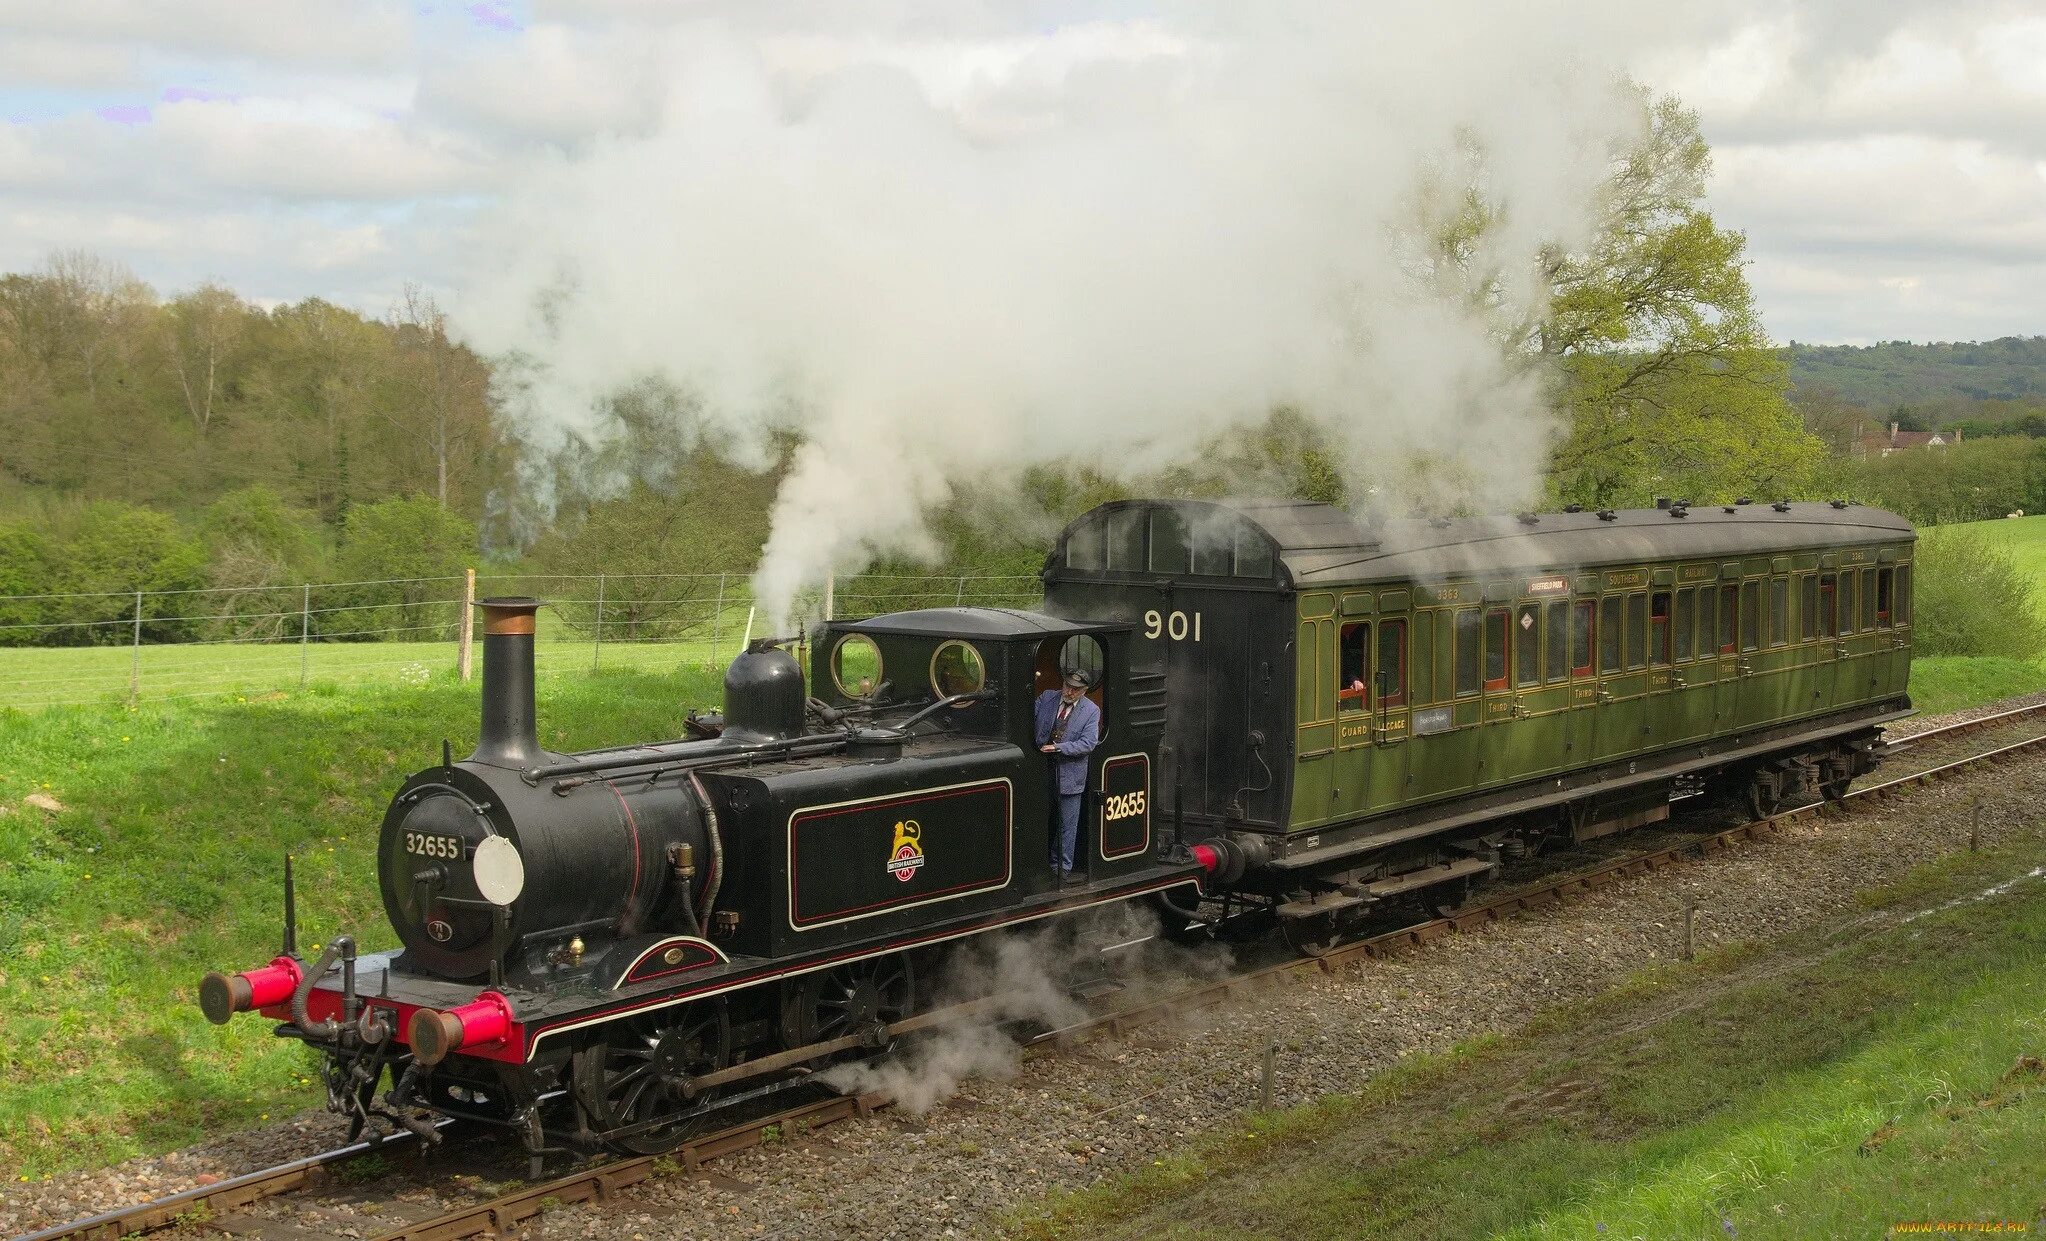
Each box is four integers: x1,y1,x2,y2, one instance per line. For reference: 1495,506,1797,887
457,570,475,682
709,573,727,668
593,573,605,671
128,589,142,707
824,572,835,622
299,584,312,689
955,575,967,606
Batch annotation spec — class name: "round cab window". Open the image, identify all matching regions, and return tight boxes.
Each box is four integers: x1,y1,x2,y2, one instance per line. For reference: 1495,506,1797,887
929,640,986,698
831,634,884,697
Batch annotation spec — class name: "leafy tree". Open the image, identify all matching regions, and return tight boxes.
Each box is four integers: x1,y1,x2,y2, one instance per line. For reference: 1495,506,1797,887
0,523,56,646
330,496,478,639
53,501,209,642
1537,92,1823,507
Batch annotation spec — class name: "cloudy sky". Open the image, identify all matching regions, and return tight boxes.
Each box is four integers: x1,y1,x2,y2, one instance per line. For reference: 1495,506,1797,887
0,0,2040,347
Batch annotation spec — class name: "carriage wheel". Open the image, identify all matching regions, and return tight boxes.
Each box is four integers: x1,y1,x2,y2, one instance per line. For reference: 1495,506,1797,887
1747,774,1787,821
1281,912,1343,959
785,954,914,1052
572,1001,731,1154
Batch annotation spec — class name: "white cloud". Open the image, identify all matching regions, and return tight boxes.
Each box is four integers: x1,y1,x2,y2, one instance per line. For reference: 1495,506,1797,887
0,0,417,69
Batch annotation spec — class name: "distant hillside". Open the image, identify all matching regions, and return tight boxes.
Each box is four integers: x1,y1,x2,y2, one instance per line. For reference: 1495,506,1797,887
1788,337,2046,408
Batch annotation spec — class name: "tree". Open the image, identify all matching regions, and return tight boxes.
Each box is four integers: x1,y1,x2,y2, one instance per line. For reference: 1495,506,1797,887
161,283,249,436
330,496,478,639
380,286,496,510
1534,93,1824,506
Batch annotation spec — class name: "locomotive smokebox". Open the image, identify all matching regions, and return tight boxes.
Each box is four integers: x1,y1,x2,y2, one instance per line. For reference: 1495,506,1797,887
722,639,805,743
471,597,545,768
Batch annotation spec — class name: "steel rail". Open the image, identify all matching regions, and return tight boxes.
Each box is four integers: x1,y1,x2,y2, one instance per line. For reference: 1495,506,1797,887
13,1122,450,1241
29,699,2046,1241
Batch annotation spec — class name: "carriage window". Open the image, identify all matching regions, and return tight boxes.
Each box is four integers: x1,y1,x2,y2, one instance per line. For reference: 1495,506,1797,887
1544,600,1569,683
929,640,985,697
1673,589,1693,662
1840,571,1858,634
1104,507,1145,571
1483,608,1509,691
1147,510,1191,575
1876,568,1892,627
1625,592,1648,669
1571,600,1595,677
1801,575,1819,641
1819,574,1837,638
1338,622,1369,713
1770,578,1789,648
1650,591,1671,666
1719,584,1738,653
1377,619,1407,708
1598,596,1622,674
1454,608,1481,696
1739,581,1760,652
1897,565,1910,624
1515,604,1540,687
1862,567,1878,629
831,633,884,698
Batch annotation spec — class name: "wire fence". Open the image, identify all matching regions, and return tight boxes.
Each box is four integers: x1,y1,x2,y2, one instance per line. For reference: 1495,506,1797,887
0,570,1044,711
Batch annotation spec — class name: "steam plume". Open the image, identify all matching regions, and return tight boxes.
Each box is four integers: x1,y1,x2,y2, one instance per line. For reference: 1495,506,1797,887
457,5,1661,623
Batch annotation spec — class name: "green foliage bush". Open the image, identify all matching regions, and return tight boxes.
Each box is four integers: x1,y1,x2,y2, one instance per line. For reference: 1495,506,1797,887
1821,437,2046,525
1909,526,2046,659
54,501,209,642
326,496,478,640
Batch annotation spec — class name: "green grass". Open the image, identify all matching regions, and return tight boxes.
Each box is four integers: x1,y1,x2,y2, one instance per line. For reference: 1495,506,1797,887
1002,836,2046,1240
0,665,724,1177
0,614,732,712
1905,655,2046,714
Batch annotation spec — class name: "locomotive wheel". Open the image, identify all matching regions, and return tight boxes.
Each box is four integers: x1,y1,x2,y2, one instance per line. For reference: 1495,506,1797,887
572,1001,731,1155
784,954,914,1052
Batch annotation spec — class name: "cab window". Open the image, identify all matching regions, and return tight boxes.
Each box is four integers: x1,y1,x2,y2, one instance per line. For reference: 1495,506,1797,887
929,640,986,697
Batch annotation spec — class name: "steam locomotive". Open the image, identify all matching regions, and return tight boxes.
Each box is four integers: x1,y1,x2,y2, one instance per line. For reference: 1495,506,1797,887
201,497,1914,1159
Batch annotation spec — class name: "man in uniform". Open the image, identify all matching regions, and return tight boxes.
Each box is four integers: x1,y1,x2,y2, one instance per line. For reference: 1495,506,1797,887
1034,669,1100,884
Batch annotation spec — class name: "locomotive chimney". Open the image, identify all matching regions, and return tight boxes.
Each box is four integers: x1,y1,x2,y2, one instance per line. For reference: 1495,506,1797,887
470,597,545,768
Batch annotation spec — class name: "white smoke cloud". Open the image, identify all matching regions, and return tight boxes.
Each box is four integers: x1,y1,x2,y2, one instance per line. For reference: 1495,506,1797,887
820,902,1231,1114
455,4,1667,623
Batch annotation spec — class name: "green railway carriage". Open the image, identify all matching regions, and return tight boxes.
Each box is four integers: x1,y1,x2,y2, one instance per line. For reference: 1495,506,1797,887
1043,497,1913,929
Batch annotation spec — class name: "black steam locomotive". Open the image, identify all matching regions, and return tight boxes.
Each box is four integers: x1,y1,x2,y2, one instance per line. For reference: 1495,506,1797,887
201,497,1913,1158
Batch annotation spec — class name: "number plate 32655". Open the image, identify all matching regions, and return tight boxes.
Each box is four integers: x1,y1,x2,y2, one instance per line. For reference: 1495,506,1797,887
405,832,463,860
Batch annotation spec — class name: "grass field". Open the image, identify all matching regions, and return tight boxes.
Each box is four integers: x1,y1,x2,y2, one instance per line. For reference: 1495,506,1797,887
1003,830,2046,1239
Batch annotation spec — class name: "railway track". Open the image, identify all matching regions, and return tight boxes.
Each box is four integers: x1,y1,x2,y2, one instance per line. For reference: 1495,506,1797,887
26,698,2046,1241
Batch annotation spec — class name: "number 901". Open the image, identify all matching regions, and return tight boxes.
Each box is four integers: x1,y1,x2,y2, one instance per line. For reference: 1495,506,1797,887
1143,610,1201,642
